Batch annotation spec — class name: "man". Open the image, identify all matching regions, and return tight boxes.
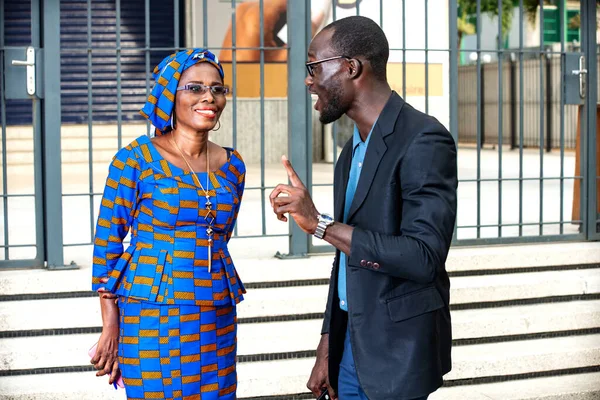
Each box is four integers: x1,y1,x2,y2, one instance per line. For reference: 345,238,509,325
269,16,457,400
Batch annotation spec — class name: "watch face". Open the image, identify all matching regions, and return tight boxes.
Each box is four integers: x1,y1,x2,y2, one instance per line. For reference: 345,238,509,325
320,213,334,223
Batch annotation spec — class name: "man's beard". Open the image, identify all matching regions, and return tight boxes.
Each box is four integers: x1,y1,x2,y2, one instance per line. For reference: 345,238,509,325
319,81,348,124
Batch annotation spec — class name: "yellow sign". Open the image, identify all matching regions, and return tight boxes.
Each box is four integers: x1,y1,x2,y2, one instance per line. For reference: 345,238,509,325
388,63,444,97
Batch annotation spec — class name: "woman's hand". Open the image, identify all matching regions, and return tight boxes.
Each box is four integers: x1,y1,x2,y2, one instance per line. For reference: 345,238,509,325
90,325,121,384
92,284,121,385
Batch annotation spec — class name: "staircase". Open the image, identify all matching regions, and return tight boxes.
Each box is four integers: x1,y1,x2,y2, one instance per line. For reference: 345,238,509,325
0,241,599,399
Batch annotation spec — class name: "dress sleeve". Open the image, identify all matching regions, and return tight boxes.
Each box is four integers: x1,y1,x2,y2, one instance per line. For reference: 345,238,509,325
91,147,140,292
227,150,246,242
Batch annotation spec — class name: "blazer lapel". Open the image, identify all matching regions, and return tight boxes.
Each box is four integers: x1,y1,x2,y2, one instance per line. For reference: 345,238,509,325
346,125,386,222
334,140,353,223
346,92,404,222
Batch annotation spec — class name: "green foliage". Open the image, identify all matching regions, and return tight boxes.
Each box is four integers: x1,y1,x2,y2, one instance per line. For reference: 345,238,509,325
458,14,476,36
521,1,600,25
522,0,553,25
458,0,515,37
568,13,580,30
456,0,599,52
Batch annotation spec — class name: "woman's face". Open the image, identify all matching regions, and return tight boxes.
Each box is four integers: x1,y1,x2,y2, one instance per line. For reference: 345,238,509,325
174,62,226,132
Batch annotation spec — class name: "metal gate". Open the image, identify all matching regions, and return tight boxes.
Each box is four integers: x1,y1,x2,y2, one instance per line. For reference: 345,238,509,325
298,0,599,254
443,0,599,246
0,0,60,268
0,0,598,269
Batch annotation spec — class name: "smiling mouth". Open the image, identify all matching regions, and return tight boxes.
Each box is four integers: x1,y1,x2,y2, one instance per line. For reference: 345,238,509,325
195,109,217,119
314,96,322,111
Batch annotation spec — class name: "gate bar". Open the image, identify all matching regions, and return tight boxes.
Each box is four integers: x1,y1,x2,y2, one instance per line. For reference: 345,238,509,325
116,0,122,150
331,0,339,173
144,0,151,135
402,0,406,99
449,0,458,242
583,0,598,239
558,0,566,234
424,0,429,114
518,0,525,236
0,2,9,260
203,0,208,47
260,0,267,236
538,0,545,235
42,0,73,269
476,0,482,238
86,0,94,244
174,0,180,50
497,0,504,238
282,0,311,258
231,0,239,237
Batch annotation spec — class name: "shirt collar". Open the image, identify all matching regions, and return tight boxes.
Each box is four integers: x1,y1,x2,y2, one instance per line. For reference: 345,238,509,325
352,118,378,151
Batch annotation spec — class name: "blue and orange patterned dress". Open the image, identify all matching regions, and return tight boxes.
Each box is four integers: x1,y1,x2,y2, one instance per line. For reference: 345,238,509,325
91,134,245,399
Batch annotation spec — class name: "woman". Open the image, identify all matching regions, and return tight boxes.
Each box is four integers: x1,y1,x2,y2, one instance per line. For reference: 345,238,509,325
90,49,246,399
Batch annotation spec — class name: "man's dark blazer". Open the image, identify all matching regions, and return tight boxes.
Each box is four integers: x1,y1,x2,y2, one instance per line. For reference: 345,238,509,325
322,92,457,400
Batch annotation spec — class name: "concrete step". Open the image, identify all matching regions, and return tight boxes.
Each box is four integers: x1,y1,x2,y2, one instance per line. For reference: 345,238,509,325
428,371,600,400
1,242,598,297
1,373,599,400
2,126,138,166
0,320,322,371
445,333,600,380
2,124,145,141
446,242,600,273
452,299,600,339
233,334,600,398
1,300,599,372
0,359,316,399
1,268,599,332
0,254,335,296
0,286,330,332
5,148,125,166
448,267,600,303
1,336,599,399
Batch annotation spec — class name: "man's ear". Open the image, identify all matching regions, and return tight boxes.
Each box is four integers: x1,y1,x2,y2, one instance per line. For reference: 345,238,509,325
348,58,362,80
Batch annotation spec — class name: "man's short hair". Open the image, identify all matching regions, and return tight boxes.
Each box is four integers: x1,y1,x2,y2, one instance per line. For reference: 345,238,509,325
324,16,389,81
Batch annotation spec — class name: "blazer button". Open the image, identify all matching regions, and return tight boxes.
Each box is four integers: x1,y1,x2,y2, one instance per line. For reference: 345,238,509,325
367,261,373,268
360,260,367,267
373,262,380,269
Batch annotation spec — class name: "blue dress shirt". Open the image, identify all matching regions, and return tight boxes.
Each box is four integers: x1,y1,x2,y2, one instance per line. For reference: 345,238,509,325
338,122,376,311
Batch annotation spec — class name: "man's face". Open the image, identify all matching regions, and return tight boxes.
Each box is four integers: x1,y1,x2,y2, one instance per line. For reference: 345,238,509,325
305,30,352,124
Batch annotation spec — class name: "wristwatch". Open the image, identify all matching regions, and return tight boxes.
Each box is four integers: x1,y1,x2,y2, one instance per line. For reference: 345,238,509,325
314,213,334,239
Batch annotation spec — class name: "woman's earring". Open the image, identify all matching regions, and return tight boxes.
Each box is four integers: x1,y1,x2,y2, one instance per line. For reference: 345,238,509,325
170,114,176,130
213,120,221,132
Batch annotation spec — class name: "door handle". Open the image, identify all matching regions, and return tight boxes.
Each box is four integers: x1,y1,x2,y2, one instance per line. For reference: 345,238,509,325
571,55,587,99
11,46,35,96
11,60,34,66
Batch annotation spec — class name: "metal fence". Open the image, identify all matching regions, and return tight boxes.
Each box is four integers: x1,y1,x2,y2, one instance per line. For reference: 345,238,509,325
451,0,598,245
0,0,598,269
458,49,600,149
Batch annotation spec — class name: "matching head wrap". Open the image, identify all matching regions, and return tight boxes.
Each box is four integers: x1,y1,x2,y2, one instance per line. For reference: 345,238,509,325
139,49,225,135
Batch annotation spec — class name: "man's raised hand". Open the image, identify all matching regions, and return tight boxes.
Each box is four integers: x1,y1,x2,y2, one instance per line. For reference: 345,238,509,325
269,155,319,234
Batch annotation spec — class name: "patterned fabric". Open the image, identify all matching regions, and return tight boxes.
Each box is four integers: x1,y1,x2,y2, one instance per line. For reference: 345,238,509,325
91,134,246,307
139,48,225,134
118,297,237,400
